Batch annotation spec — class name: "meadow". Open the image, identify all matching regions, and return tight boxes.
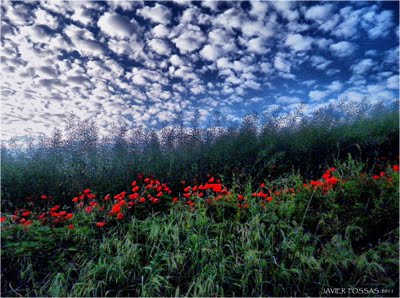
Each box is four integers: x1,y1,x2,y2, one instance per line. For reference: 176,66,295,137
1,100,399,297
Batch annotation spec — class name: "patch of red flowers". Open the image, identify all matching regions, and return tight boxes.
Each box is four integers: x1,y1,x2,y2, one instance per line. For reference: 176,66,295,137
4,164,398,230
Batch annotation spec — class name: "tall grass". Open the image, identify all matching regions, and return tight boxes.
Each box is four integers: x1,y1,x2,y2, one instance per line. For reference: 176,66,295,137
1,159,399,297
1,100,398,209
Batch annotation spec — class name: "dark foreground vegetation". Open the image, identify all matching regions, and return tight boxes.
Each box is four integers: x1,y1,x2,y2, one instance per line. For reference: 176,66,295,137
1,100,399,297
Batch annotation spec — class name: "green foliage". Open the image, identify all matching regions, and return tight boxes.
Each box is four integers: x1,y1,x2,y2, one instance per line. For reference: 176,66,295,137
1,159,399,297
1,101,399,208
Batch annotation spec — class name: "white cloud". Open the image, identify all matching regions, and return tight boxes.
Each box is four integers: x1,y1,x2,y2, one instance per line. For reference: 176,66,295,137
309,90,328,101
329,41,356,57
207,28,238,55
170,54,185,67
4,2,34,26
64,25,104,57
260,62,272,74
327,80,343,92
172,27,206,53
71,8,93,26
107,38,145,60
305,4,334,21
247,37,269,54
34,8,58,29
180,6,210,25
310,56,331,70
107,0,137,11
351,59,375,75
285,34,313,51
201,0,219,12
241,19,274,39
148,38,171,56
318,14,340,32
276,96,301,105
271,1,299,21
249,1,268,19
213,7,243,30
152,24,169,38
200,44,222,61
98,12,138,39
362,9,394,39
138,4,171,24
387,75,399,90
274,54,291,73
331,6,361,38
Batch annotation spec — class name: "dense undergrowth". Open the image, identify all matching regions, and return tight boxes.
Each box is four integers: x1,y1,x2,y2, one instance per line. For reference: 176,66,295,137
1,100,399,208
1,158,399,297
1,100,399,296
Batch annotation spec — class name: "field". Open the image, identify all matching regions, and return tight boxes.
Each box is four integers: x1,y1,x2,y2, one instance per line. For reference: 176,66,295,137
1,102,399,297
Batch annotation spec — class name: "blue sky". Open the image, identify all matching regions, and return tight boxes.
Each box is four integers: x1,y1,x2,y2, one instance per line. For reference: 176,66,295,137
1,0,399,140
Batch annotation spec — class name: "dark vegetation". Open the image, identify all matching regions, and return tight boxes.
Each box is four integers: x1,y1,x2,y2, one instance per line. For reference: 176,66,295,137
1,100,399,297
1,100,399,208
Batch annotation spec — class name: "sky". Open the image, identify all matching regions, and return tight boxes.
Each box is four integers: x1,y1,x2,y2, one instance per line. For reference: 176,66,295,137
1,0,399,141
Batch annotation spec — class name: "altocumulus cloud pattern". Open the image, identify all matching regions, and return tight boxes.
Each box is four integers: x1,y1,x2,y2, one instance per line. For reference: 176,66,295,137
1,0,399,140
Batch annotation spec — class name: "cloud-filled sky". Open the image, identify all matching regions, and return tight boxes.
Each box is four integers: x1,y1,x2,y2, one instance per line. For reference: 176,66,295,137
1,0,399,140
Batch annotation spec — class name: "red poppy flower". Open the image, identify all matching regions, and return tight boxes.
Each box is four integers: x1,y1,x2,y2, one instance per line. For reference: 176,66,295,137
266,197,273,202
0,216,6,223
68,224,74,230
129,193,139,200
172,197,178,203
139,197,146,203
131,181,137,187
260,183,265,188
393,165,399,172
322,173,330,180
72,197,79,203
83,189,91,195
372,175,380,180
50,205,61,212
208,177,215,183
326,177,339,185
22,211,31,217
41,195,47,200
111,204,121,214
22,220,32,227
132,186,140,192
116,212,124,220
85,206,93,213
104,194,111,201
96,221,106,228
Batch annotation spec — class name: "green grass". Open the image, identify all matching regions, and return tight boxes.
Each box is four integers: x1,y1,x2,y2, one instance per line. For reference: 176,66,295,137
1,101,399,207
1,159,399,297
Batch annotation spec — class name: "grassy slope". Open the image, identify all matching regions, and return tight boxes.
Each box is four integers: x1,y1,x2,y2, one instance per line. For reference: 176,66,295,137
1,159,399,297
1,107,399,207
